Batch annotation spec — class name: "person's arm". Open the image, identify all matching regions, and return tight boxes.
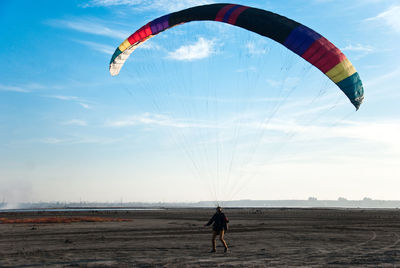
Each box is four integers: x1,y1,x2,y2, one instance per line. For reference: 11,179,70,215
205,214,215,226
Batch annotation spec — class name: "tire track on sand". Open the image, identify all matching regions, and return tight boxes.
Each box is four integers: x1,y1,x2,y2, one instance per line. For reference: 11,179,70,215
318,231,376,254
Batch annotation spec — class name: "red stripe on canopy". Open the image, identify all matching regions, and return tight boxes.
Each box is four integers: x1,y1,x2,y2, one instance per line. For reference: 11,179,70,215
228,6,249,25
301,37,347,73
128,23,152,44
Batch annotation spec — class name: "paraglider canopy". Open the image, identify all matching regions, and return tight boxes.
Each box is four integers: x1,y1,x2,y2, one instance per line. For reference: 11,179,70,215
109,3,364,110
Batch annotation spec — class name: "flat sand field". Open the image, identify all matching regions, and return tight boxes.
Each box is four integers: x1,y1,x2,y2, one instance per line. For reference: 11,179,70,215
0,208,400,267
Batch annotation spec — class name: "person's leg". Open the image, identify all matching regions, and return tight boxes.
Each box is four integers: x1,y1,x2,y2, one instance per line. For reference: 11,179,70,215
211,231,217,252
219,230,228,251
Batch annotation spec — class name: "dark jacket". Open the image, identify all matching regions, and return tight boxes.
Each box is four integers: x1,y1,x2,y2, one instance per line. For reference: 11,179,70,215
206,212,229,231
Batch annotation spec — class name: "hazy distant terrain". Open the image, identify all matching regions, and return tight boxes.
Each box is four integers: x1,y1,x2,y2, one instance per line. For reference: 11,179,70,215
1,198,400,210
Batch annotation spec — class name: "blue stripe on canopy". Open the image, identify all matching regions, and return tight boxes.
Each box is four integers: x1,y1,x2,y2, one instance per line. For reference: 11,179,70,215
284,25,321,56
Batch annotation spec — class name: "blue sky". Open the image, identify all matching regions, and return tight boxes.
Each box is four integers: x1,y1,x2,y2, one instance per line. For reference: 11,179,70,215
1,0,400,204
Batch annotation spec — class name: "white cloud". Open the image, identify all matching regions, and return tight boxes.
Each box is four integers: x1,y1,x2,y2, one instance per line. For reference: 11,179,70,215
62,119,88,126
167,37,215,61
245,41,269,55
0,84,30,93
138,40,161,50
175,95,284,103
74,40,115,54
250,118,400,154
366,5,400,32
263,76,302,90
79,103,92,109
363,67,400,93
84,0,213,12
0,83,64,93
144,0,213,12
236,66,257,73
46,95,92,109
40,136,121,145
331,121,400,150
265,79,282,88
49,95,79,101
84,0,136,6
23,83,52,90
107,113,209,128
342,44,374,53
41,137,67,144
47,18,130,39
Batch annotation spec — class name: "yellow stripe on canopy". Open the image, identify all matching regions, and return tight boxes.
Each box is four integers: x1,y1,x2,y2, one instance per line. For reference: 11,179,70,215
325,59,356,83
118,39,131,52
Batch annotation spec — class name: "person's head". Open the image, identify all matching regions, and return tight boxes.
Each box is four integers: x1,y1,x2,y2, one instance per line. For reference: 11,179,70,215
216,206,222,213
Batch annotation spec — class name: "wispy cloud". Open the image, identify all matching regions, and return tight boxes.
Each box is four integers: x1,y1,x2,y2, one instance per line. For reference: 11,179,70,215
49,95,79,101
341,43,375,59
167,37,215,61
106,111,400,160
173,94,285,103
366,5,400,33
245,41,269,55
363,67,400,93
262,76,303,90
107,113,210,128
84,0,213,12
331,121,400,149
251,118,400,153
40,136,121,145
46,95,92,109
41,137,68,144
236,66,257,73
79,103,92,109
0,84,30,93
62,119,88,126
342,44,374,53
83,0,136,6
138,40,162,50
74,40,115,54
0,83,60,93
265,79,282,88
47,18,130,39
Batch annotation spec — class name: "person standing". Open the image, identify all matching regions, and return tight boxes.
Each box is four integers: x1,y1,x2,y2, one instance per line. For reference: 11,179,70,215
205,206,229,253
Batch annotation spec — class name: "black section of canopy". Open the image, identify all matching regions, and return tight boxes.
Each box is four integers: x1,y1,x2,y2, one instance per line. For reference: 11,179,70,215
235,8,300,44
168,4,300,44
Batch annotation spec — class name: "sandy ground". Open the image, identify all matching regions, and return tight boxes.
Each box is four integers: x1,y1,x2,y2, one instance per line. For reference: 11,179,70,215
0,208,400,267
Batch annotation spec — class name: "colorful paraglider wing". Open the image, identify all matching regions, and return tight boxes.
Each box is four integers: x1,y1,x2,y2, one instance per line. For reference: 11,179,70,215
109,3,364,109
